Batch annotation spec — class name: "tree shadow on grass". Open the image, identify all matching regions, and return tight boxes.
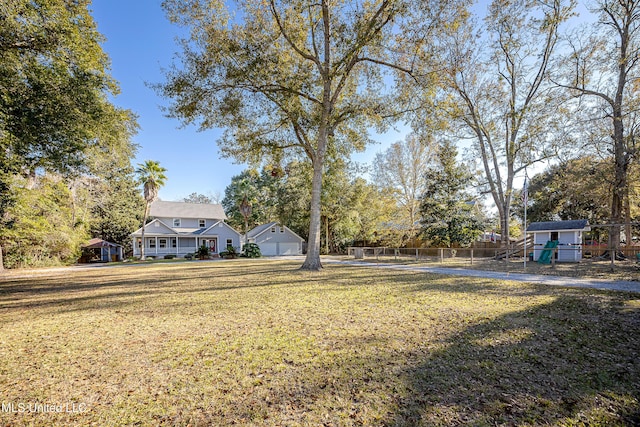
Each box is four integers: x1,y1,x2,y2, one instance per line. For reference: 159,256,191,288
387,293,640,426
0,265,311,314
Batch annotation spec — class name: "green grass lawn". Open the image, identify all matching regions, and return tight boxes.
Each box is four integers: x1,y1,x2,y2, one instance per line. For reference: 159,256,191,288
0,259,639,426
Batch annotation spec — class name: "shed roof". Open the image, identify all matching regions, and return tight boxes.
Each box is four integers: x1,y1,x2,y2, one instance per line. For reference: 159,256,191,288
149,201,227,220
526,219,589,232
82,238,122,249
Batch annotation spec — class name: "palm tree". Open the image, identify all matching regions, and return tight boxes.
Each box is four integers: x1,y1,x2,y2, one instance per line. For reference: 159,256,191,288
136,160,167,260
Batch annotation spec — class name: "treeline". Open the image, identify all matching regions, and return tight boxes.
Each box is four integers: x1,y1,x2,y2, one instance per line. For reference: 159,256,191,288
0,1,142,268
4,0,640,268
157,0,640,269
223,139,489,252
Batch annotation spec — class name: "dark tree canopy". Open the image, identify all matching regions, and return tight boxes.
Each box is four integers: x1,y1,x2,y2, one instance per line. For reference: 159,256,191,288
419,140,484,247
1,0,119,175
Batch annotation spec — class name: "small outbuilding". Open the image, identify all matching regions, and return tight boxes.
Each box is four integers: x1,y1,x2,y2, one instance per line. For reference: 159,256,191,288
247,222,305,256
80,238,123,263
526,220,590,262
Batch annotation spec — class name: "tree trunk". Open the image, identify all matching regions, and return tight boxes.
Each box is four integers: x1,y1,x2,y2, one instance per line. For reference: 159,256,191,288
0,243,4,271
500,204,509,247
301,20,331,271
140,202,149,260
610,106,628,253
301,150,325,271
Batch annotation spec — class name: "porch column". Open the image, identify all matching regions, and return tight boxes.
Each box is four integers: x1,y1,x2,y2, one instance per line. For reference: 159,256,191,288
155,236,158,255
176,237,179,255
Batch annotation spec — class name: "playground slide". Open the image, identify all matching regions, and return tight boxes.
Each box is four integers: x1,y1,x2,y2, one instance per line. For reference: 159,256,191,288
537,240,559,264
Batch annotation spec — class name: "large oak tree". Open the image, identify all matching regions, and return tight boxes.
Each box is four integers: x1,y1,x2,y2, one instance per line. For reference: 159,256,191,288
157,0,457,270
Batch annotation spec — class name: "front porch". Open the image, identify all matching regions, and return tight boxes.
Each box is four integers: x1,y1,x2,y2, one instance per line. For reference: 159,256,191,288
132,236,220,258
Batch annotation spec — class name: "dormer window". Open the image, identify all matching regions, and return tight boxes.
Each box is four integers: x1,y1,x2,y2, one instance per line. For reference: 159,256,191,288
173,218,181,227
280,227,285,233
199,219,206,228
271,227,276,233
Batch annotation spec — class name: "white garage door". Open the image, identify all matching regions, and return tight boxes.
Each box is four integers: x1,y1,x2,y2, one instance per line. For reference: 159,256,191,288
278,243,299,255
260,243,278,256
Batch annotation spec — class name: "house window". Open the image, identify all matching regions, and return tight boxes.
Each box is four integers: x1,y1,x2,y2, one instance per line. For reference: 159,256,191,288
173,218,181,227
159,239,167,249
199,219,206,228
149,239,156,248
136,238,141,248
226,239,233,248
271,227,276,233
280,227,285,233
171,238,177,248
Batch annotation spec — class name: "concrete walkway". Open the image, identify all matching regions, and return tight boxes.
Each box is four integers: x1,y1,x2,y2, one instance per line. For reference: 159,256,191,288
323,258,640,294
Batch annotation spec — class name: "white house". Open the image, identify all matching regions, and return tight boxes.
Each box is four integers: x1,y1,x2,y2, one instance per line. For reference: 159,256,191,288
247,222,305,256
526,219,590,262
131,201,242,258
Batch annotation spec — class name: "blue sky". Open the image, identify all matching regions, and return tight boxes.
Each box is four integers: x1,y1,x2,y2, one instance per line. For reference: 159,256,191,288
90,0,406,202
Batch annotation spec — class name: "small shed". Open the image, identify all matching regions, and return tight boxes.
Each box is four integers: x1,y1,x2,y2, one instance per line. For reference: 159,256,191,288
247,222,305,256
80,238,123,263
526,220,590,262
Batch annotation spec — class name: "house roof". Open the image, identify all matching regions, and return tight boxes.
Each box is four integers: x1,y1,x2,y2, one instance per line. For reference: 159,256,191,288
526,219,589,232
131,219,242,237
149,200,227,220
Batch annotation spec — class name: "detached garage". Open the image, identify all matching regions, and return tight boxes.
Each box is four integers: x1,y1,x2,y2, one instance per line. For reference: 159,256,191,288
247,222,305,256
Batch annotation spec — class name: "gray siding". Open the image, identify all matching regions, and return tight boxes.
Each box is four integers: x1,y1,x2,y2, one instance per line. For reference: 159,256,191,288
155,217,211,229
201,223,242,250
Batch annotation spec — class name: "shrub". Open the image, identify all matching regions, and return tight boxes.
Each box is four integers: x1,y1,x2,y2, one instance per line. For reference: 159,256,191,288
242,243,261,258
184,253,193,260
164,254,176,259
196,244,210,260
220,245,238,259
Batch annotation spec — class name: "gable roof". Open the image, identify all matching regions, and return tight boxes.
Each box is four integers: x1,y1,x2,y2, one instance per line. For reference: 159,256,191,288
526,219,589,232
247,222,278,239
131,219,177,236
199,220,242,237
247,222,304,241
150,200,227,220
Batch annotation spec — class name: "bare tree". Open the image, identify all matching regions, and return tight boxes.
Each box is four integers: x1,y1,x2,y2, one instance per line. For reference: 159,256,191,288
554,0,640,252
427,0,575,245
371,132,435,245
